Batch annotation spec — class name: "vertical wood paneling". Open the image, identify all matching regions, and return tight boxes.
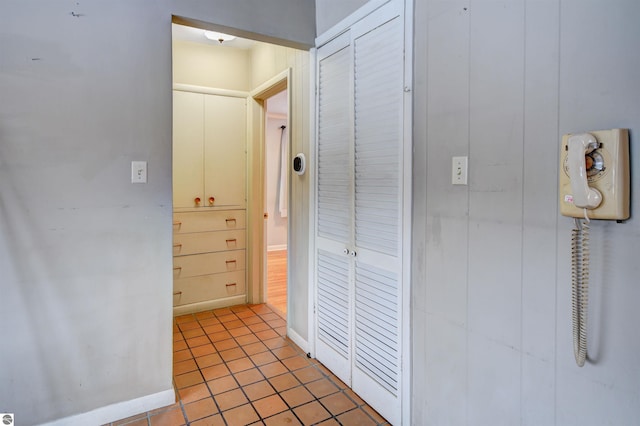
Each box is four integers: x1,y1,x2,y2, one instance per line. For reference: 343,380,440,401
467,1,525,346
521,2,560,425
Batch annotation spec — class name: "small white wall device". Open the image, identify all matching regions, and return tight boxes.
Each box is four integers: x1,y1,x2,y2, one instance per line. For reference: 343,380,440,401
293,153,306,175
559,128,630,367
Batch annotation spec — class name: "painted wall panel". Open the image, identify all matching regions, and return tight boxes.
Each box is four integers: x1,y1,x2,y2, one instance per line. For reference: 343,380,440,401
413,0,640,424
0,0,315,424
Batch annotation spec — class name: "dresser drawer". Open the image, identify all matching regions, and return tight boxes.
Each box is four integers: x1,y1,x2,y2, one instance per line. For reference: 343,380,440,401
173,210,246,234
173,270,245,306
173,229,246,256
173,250,245,278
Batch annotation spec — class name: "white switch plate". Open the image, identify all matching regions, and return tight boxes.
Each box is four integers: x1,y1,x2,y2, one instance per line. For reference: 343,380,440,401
452,156,468,185
131,161,147,183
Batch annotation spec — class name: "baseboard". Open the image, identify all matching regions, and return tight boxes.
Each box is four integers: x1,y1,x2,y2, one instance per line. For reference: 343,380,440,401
39,388,175,426
267,244,287,252
287,327,309,356
173,294,247,316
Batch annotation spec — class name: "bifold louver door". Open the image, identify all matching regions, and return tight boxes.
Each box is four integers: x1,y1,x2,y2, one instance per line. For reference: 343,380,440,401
314,1,405,424
315,31,354,385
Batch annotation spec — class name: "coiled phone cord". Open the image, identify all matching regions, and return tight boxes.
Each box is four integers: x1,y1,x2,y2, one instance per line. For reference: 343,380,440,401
571,215,590,367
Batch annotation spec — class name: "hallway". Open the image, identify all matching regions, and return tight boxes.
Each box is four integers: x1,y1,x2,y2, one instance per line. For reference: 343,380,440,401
106,304,389,425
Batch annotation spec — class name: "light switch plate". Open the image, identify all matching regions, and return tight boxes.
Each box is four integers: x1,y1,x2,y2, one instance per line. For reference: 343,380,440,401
452,156,468,185
131,161,147,183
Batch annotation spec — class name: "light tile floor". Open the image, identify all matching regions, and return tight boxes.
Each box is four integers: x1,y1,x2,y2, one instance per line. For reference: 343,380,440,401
106,304,390,426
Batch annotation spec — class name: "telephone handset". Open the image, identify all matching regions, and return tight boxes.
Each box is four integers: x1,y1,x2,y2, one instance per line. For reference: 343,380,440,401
559,128,630,367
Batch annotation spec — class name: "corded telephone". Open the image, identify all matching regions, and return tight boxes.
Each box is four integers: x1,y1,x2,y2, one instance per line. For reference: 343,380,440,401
559,128,630,367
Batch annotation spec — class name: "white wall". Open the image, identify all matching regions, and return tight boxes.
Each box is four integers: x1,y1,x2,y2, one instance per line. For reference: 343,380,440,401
412,0,640,425
265,115,289,249
315,0,371,34
0,1,315,425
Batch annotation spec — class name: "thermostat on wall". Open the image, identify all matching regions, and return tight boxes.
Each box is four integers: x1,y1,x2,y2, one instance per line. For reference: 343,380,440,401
293,153,306,175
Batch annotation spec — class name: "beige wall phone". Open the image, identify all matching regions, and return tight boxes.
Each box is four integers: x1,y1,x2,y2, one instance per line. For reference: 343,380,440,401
559,128,630,366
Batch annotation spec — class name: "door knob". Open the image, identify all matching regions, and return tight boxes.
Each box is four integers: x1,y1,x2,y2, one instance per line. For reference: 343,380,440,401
209,196,215,205
194,197,201,205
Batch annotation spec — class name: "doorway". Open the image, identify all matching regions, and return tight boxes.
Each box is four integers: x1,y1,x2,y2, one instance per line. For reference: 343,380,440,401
263,90,289,317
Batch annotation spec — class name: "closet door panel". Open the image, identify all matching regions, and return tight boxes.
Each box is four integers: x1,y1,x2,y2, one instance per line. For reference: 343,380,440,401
317,41,352,243
351,9,403,425
173,91,205,208
204,95,247,208
315,32,354,386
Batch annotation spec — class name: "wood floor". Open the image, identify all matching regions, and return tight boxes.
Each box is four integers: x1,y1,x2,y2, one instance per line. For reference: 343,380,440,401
266,250,287,317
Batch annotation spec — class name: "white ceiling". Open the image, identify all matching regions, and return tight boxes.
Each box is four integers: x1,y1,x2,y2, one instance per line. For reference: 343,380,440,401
172,23,257,50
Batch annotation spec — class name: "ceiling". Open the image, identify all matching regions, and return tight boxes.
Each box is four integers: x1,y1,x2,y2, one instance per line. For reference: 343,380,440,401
172,23,257,50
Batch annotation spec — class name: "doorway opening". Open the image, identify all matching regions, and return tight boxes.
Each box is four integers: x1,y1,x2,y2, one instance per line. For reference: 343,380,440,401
263,90,289,317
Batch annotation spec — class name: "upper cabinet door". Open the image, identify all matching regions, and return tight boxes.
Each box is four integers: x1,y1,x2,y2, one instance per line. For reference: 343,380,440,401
204,95,247,208
173,91,205,209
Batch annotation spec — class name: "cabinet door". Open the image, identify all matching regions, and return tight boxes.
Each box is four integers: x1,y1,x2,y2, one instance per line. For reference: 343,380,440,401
173,91,205,208
204,95,247,208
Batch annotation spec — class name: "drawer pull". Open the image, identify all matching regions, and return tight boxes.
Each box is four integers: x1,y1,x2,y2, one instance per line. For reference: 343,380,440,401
173,243,182,248
225,238,237,244
225,283,237,287
173,221,182,226
173,267,182,271
173,291,182,296
225,260,237,265
225,218,237,226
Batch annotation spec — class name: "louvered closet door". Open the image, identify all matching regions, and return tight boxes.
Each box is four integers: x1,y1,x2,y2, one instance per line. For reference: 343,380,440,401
315,31,354,385
351,7,404,425
314,2,406,424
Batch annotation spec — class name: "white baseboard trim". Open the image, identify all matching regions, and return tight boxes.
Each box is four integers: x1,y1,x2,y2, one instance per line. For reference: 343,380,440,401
173,294,247,316
39,388,175,426
287,327,310,356
267,244,287,252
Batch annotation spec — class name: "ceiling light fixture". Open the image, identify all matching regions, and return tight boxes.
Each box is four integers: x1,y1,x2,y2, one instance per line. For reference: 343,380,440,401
204,31,236,44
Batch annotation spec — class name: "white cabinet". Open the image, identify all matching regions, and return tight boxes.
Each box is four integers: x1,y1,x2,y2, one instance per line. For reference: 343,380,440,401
172,88,248,314
173,90,246,209
172,210,247,313
314,2,407,425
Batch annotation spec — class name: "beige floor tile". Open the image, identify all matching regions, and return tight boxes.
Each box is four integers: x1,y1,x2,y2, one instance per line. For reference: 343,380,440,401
190,414,225,426
173,359,198,375
201,363,230,381
184,397,218,422
149,407,186,426
214,388,248,411
320,392,357,416
189,414,225,426
268,372,301,392
337,408,377,426
306,378,339,399
177,383,211,404
191,344,216,358
293,401,331,425
252,394,288,419
243,380,276,401
263,410,302,426
293,366,323,384
234,368,264,386
221,403,259,425
195,353,223,369
207,375,238,394
280,386,315,408
174,370,204,389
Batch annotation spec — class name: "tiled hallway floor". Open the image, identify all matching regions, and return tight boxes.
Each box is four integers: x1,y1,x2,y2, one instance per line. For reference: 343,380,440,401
108,304,389,425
